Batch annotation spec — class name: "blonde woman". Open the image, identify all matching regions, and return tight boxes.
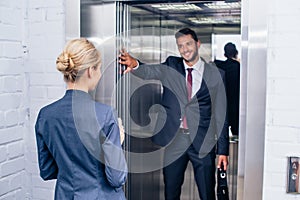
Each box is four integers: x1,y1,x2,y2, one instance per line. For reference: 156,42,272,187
35,38,127,200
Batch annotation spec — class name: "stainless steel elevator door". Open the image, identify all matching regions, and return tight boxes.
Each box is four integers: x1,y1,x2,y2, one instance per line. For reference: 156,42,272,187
79,1,240,199
120,4,201,200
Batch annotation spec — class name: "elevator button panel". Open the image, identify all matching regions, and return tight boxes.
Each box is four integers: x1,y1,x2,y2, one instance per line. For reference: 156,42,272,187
287,157,300,193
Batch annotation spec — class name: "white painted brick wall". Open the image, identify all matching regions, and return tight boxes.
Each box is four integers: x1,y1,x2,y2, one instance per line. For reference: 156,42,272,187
0,59,23,75
264,0,300,199
8,141,24,159
0,0,26,192
25,0,66,198
0,0,65,199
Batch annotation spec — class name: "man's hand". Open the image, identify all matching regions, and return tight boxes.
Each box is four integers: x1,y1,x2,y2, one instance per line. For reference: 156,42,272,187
217,155,228,171
119,49,139,73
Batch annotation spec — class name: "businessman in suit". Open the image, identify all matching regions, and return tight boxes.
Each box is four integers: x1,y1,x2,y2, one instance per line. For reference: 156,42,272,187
215,42,240,136
119,28,229,200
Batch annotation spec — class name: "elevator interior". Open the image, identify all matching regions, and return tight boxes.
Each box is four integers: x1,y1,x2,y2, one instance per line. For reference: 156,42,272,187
76,0,241,199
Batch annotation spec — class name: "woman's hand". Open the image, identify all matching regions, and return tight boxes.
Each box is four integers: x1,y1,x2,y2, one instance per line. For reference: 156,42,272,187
118,118,125,144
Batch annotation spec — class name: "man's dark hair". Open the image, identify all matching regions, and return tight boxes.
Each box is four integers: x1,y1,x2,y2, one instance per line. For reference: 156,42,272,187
224,42,238,58
175,28,198,42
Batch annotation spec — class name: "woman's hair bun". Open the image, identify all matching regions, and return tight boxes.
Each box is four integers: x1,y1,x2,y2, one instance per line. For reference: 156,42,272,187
56,52,78,82
56,38,101,82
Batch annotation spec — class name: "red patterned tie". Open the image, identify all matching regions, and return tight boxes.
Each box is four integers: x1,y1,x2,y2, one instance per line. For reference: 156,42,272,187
183,68,193,129
186,68,193,101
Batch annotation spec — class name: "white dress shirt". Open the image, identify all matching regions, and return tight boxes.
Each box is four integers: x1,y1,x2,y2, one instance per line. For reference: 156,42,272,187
134,58,205,97
183,58,205,98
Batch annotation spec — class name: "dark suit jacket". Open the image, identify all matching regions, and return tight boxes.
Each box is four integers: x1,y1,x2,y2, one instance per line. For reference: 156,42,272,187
133,56,229,156
35,90,127,200
215,58,240,135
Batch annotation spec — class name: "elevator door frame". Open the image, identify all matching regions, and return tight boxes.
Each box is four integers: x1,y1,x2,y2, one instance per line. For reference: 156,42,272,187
65,1,268,199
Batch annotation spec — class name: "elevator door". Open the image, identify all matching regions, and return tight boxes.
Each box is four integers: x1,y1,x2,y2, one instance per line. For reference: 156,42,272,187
116,2,240,200
117,3,201,200
116,4,165,199
80,1,240,199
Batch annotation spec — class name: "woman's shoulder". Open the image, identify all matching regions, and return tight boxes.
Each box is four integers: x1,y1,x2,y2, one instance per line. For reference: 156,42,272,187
38,98,64,117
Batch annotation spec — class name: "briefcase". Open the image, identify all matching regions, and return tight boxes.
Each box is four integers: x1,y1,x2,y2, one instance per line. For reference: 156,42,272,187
217,164,229,200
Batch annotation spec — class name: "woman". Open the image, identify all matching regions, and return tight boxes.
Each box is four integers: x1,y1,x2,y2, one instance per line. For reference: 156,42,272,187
35,38,127,200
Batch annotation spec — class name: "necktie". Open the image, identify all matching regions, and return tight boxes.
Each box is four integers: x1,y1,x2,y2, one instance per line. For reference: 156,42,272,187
186,68,193,100
183,68,193,129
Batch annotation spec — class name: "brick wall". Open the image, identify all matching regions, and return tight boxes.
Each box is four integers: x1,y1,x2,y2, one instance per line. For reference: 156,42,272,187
0,0,27,199
26,0,65,199
0,0,65,199
263,0,300,199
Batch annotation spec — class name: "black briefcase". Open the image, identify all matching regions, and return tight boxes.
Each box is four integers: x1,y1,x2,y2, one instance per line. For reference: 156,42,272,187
217,164,229,200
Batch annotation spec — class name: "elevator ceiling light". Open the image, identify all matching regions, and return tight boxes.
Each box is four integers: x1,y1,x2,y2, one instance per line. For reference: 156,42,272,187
204,2,241,9
151,4,202,11
189,17,224,24
188,16,240,24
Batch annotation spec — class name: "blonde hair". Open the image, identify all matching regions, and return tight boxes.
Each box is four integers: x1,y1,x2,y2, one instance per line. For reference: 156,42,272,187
56,38,101,82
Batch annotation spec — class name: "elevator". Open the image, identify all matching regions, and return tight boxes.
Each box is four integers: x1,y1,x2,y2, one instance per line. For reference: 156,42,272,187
64,0,262,199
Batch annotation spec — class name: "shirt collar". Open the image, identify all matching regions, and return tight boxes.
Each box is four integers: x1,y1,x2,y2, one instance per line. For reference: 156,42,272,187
183,57,204,74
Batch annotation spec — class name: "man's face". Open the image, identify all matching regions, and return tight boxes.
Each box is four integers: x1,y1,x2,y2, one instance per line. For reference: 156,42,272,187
176,34,201,66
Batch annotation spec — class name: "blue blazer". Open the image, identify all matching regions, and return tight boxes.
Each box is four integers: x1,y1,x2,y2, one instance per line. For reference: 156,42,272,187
35,90,127,200
133,56,229,156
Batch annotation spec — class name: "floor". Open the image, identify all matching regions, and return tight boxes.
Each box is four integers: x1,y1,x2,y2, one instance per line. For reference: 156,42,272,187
126,136,241,200
179,138,240,200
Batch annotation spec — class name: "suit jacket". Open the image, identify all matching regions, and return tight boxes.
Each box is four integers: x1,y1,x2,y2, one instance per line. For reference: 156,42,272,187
35,90,127,200
215,58,240,135
132,56,229,156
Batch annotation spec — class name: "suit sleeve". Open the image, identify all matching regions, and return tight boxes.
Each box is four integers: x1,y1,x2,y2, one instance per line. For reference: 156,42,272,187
214,69,230,155
101,108,128,189
132,60,169,80
35,114,58,180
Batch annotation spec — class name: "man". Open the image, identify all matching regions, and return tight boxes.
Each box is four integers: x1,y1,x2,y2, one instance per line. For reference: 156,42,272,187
215,42,240,136
119,28,229,200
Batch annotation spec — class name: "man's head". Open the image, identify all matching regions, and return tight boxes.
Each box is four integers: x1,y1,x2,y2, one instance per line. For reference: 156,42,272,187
224,42,238,59
175,28,199,42
175,28,201,66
